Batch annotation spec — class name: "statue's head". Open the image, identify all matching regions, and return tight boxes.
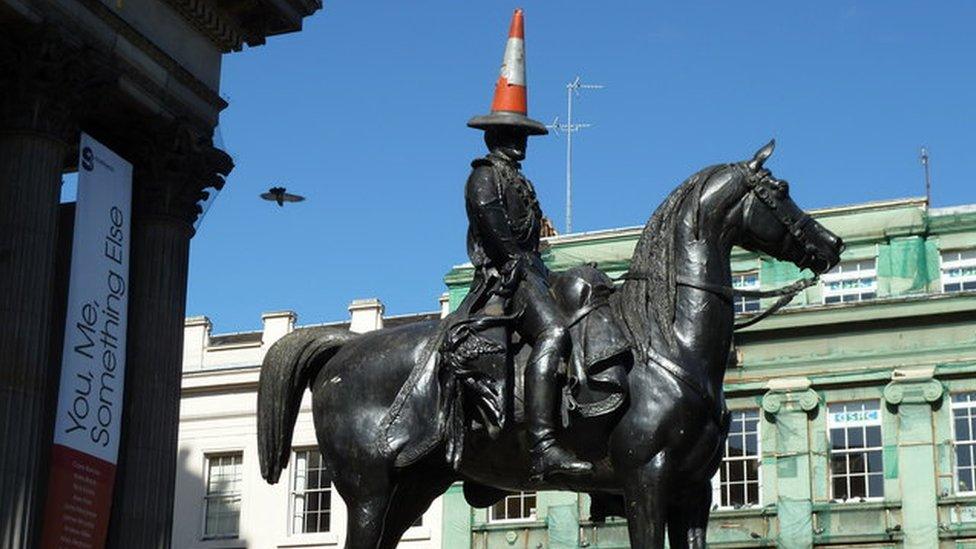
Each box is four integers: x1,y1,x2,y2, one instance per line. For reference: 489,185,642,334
735,141,844,274
484,127,529,162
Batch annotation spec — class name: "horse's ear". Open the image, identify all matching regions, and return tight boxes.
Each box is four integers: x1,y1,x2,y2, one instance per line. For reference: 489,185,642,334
748,139,776,172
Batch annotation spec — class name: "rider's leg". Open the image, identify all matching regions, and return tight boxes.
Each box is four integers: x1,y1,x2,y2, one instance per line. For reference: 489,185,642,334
512,270,592,479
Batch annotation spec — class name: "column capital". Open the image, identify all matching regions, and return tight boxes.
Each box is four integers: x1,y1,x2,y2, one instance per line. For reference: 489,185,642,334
883,367,943,406
128,120,233,227
761,377,819,414
0,25,116,143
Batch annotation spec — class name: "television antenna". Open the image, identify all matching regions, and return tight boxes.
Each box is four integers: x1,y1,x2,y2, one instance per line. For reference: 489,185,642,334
919,146,931,210
548,76,603,234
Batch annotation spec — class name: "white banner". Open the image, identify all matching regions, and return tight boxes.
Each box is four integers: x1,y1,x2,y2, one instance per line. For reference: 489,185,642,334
52,133,132,464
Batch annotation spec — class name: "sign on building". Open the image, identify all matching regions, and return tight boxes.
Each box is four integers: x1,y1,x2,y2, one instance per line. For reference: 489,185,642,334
41,134,132,549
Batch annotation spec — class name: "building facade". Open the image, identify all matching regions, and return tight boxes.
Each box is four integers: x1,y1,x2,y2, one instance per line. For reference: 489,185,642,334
0,1,319,546
440,198,976,548
174,298,449,549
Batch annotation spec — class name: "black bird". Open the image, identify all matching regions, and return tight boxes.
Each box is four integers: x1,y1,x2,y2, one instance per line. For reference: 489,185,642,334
260,186,305,207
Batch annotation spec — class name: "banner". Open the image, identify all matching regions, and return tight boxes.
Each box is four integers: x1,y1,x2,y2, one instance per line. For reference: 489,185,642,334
41,134,132,549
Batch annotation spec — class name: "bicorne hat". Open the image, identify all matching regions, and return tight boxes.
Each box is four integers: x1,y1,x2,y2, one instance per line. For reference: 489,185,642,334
467,9,548,136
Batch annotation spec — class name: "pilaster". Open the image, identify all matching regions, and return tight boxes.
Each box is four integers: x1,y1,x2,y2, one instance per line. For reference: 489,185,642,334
882,367,943,549
761,377,819,549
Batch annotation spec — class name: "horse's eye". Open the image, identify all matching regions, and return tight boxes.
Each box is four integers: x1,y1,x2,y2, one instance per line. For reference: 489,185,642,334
776,180,790,194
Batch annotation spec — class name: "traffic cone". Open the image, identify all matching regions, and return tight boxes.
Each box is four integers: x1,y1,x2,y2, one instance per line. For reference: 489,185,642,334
468,8,548,135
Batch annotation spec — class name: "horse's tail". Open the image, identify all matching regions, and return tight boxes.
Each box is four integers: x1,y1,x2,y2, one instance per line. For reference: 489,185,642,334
257,326,358,483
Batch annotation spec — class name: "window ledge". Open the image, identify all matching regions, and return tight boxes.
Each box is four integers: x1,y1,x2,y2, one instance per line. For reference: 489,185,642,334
812,499,901,512
275,533,339,547
473,520,544,531
710,505,776,518
192,538,246,549
938,494,976,505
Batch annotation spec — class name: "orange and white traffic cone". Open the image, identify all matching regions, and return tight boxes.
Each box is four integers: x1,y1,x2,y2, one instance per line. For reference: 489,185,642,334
468,8,548,136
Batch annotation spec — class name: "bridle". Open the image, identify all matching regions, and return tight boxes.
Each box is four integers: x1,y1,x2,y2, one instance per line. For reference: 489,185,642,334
621,165,821,330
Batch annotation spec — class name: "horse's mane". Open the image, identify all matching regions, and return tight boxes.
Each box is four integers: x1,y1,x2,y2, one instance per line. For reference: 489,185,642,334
611,164,731,357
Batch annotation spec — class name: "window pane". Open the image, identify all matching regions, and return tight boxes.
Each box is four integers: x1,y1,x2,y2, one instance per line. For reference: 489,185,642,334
827,401,883,502
833,477,847,500
868,474,884,498
204,453,242,538
849,475,866,498
490,492,537,522
292,449,333,533
718,409,761,508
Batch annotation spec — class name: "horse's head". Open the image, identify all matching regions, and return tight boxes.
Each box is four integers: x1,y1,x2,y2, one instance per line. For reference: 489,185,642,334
734,141,843,274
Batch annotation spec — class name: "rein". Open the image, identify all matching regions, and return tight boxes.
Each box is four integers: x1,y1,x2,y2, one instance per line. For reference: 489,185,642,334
616,272,818,330
675,275,819,330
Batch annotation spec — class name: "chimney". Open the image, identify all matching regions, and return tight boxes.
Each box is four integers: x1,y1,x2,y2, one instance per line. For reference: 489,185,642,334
183,316,211,371
439,292,451,318
349,298,384,333
262,310,296,348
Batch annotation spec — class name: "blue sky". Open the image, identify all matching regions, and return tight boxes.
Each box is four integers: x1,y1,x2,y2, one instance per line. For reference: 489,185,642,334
185,1,976,332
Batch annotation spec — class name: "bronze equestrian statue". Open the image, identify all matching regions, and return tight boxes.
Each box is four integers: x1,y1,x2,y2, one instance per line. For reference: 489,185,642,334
256,9,844,549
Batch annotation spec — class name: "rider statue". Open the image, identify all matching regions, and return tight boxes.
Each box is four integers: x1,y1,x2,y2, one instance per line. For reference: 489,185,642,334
463,8,592,481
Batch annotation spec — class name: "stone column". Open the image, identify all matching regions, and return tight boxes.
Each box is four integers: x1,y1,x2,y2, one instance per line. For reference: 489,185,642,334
761,377,819,549
883,367,943,549
0,29,107,548
105,125,231,548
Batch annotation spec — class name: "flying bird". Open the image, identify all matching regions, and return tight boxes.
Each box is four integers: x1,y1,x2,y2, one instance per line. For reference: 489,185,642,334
260,186,305,207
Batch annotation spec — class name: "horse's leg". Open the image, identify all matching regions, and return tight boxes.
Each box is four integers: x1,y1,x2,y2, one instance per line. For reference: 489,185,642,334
666,480,712,549
377,469,454,549
623,451,670,549
334,463,392,549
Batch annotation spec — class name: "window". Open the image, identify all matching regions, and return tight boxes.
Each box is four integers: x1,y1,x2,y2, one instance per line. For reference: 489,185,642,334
204,453,243,539
822,259,877,304
952,393,976,493
942,250,976,293
732,272,761,314
714,409,761,508
489,491,537,522
828,401,883,502
292,448,334,534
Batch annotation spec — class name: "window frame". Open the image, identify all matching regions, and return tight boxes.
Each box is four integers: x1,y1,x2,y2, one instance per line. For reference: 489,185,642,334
289,447,335,535
941,249,976,293
826,400,885,503
732,271,761,315
821,258,878,305
201,451,244,540
951,392,976,495
712,408,762,510
488,491,538,524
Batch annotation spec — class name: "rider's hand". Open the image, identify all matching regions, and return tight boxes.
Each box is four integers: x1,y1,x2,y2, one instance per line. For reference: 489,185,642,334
497,255,525,297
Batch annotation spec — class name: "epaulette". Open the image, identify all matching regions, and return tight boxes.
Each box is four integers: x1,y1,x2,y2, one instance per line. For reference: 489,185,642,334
470,157,493,169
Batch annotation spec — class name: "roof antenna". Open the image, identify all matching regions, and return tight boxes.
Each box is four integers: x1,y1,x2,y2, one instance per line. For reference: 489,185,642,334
919,146,931,210
547,76,604,234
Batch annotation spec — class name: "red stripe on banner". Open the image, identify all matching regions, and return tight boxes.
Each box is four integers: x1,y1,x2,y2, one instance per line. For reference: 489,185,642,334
40,444,116,549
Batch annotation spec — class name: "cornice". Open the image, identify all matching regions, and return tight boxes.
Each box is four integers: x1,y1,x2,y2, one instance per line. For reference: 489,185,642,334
164,0,245,52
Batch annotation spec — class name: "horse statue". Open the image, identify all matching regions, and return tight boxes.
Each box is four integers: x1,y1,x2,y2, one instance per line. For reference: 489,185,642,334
256,141,843,548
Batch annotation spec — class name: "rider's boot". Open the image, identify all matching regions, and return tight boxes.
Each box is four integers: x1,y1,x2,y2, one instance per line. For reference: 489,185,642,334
526,333,593,481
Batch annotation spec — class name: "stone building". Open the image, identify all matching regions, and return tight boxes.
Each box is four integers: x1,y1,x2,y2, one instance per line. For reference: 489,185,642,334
0,1,319,547
175,298,448,549
439,198,976,548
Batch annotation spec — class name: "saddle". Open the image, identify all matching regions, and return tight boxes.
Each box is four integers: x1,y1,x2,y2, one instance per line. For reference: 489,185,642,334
379,264,631,469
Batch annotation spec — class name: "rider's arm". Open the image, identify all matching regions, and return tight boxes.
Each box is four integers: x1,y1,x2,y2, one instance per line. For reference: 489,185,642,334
465,166,526,271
